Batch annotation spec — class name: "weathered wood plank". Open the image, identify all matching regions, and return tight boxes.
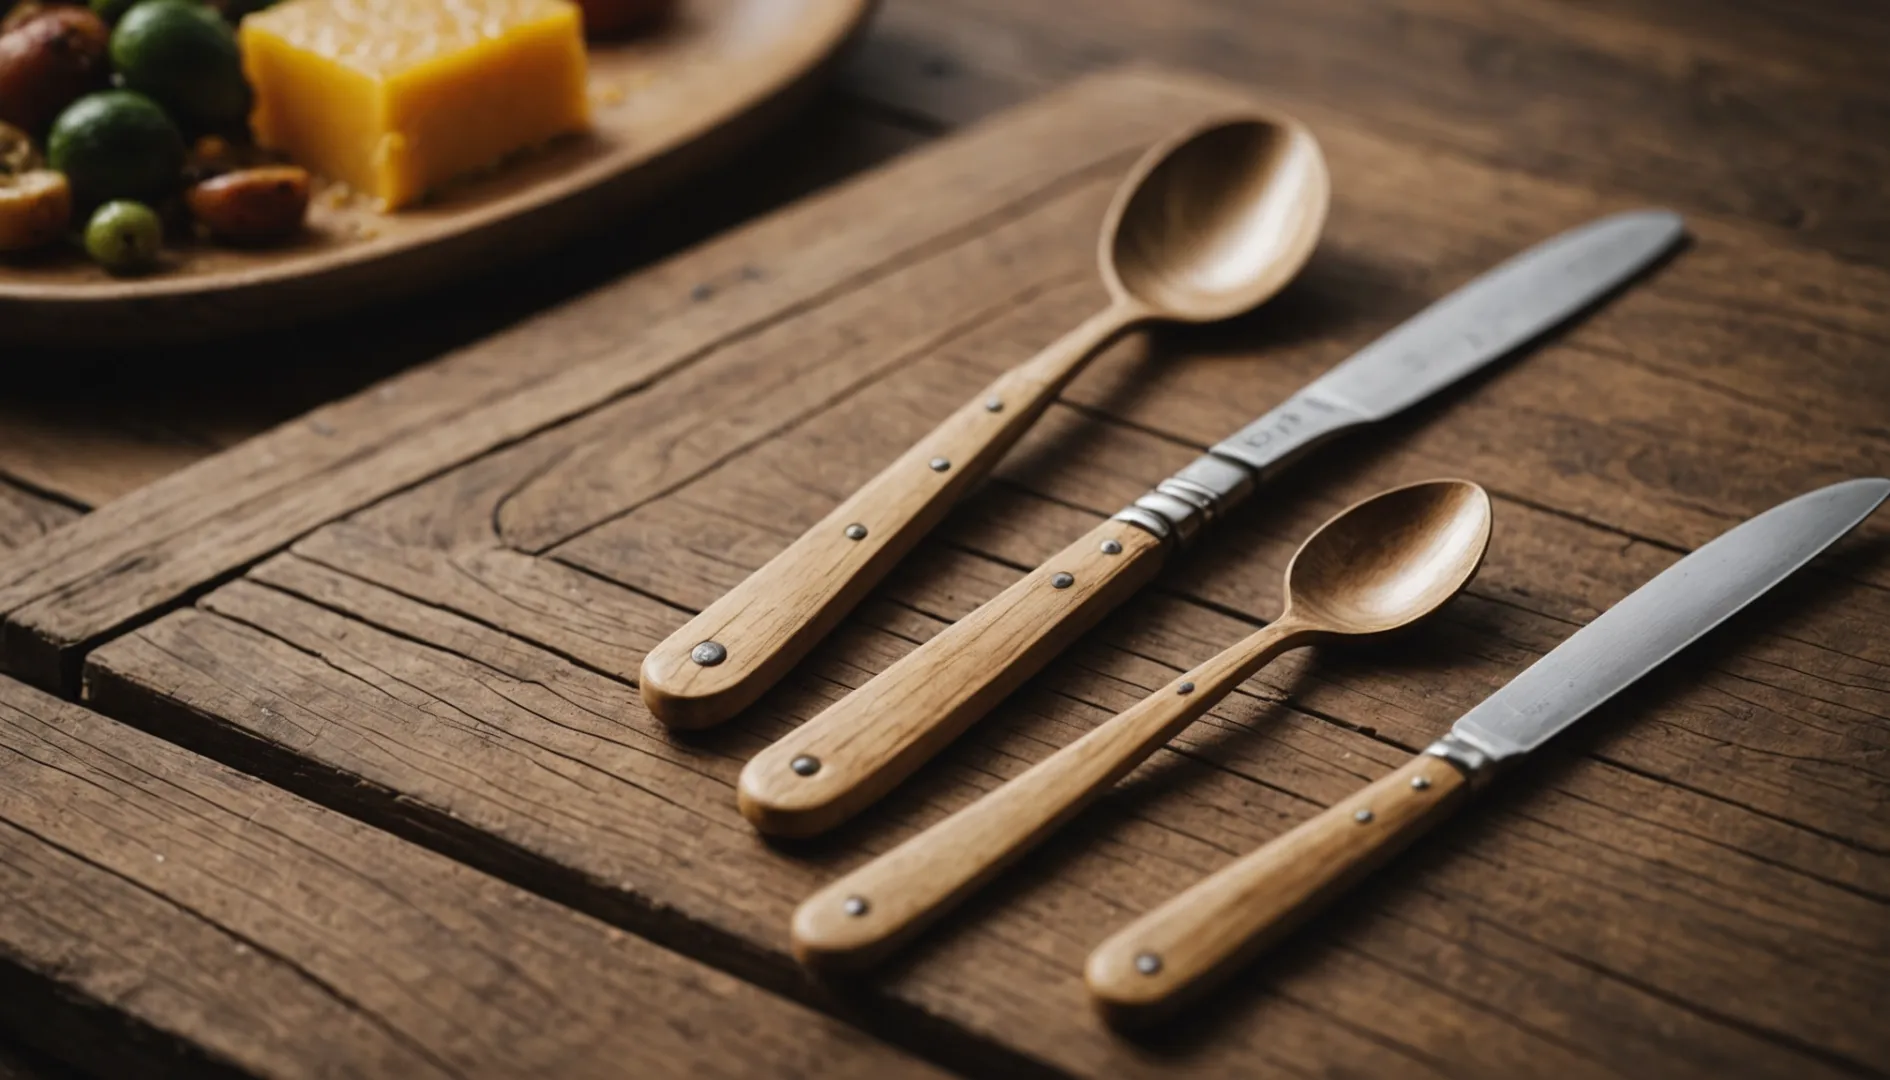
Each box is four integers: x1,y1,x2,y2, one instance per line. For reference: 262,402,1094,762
489,185,1113,553
0,71,1225,692
13,0,1884,523
554,371,1890,860
52,66,1890,1078
84,542,1887,1077
83,325,1890,1074
0,409,206,511
529,107,1890,581
845,0,1890,266
0,674,949,1080
92,567,1467,1079
0,485,78,554
12,62,1887,686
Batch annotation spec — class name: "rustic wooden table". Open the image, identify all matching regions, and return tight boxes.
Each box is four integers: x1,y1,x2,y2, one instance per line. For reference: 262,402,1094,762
2,3,1887,1078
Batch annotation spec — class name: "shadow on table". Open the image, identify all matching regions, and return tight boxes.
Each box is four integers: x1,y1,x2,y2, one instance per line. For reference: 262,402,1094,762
0,88,927,508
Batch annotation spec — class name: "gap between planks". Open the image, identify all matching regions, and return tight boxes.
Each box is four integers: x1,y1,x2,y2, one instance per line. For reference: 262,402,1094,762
0,675,965,1080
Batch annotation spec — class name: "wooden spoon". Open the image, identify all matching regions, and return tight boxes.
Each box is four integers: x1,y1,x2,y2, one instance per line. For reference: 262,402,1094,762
791,479,1491,972
639,115,1331,729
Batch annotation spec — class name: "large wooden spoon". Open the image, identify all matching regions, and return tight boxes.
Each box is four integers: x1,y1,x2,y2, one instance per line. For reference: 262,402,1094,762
639,115,1330,729
791,479,1491,972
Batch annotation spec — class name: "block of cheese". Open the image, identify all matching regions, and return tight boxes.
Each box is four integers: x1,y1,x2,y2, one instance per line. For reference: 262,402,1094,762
240,0,590,210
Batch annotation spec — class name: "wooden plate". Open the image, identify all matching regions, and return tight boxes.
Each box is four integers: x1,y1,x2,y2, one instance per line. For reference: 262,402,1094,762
0,0,874,346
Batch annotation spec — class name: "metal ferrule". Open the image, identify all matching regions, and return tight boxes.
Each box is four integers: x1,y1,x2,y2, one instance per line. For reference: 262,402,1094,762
1111,505,1180,544
1111,391,1366,547
1113,452,1255,545
1424,731,1501,787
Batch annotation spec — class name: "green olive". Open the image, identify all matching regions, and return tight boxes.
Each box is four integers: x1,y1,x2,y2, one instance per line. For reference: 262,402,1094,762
83,197,161,272
109,0,248,131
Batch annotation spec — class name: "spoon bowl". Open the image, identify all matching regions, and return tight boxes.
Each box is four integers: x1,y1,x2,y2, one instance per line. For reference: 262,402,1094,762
1104,117,1330,322
1283,479,1493,635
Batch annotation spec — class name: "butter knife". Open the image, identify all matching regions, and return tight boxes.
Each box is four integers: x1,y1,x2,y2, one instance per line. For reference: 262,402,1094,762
1085,476,1890,1028
739,209,1686,838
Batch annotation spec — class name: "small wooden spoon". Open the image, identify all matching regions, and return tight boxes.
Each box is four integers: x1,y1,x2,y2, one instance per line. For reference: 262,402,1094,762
640,115,1330,729
791,479,1491,972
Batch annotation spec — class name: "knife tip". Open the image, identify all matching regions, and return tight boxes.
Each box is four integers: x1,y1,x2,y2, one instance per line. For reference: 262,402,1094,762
1833,475,1890,507
1612,207,1686,240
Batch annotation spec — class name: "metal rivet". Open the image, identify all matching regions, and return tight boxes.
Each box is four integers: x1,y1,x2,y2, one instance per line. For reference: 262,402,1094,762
844,523,868,540
985,397,1003,412
929,457,951,472
843,895,869,917
1135,952,1162,975
1411,775,1431,790
1051,572,1075,589
790,755,821,777
1177,682,1195,695
690,641,726,666
1100,539,1123,555
1354,808,1374,824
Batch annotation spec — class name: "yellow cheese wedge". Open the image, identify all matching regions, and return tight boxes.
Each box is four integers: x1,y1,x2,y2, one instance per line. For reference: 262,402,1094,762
240,0,590,211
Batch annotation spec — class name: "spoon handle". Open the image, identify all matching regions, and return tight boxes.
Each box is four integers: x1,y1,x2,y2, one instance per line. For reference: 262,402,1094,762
639,303,1141,729
1085,751,1471,1028
738,516,1167,836
792,617,1316,972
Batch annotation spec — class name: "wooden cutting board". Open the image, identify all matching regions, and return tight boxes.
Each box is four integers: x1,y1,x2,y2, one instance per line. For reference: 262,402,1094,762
0,0,871,345
2,67,1886,1078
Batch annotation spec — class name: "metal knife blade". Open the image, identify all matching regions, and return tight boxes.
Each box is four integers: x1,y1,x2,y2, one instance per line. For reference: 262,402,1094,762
1214,210,1686,475
1441,477,1890,767
1309,209,1685,421
1118,209,1686,542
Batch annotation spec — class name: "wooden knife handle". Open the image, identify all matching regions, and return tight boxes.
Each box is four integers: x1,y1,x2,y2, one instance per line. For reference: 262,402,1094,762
793,617,1315,971
640,305,1139,729
738,518,1167,837
1085,752,1470,1028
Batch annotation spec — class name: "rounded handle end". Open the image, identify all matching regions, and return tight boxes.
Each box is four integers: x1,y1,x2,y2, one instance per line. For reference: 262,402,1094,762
638,645,755,730
1084,936,1186,1030
737,749,852,837
790,885,894,974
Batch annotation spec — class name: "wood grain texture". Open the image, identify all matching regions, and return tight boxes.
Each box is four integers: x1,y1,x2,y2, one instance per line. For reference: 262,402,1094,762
0,485,77,554
2,0,1881,511
738,518,1166,837
792,478,1489,972
10,0,1889,554
790,618,1314,973
1087,753,1471,1028
640,304,1141,729
644,110,1327,729
85,524,1890,1077
4,5,1883,1074
0,0,874,345
0,71,1227,693
73,67,1890,1079
0,674,947,1080
843,0,1890,267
